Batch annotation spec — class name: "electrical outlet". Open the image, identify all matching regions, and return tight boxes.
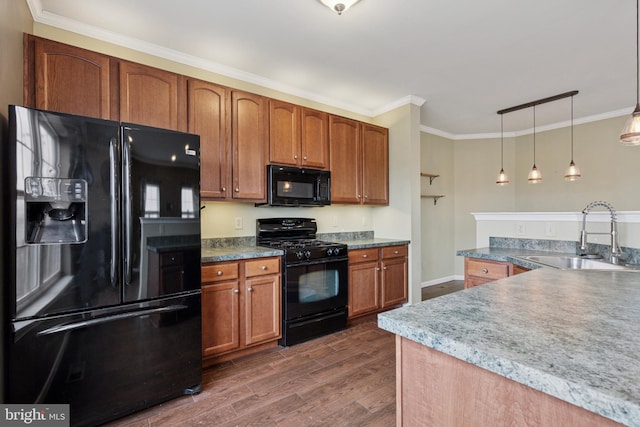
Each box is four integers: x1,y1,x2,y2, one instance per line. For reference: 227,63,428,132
332,215,338,228
362,216,369,227
234,216,243,230
516,223,526,236
545,222,556,237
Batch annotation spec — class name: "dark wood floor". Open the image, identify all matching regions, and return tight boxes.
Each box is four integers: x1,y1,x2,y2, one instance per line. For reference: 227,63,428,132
106,281,464,426
421,280,464,301
106,318,396,427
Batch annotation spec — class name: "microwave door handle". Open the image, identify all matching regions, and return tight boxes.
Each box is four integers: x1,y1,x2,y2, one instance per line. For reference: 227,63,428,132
109,137,119,288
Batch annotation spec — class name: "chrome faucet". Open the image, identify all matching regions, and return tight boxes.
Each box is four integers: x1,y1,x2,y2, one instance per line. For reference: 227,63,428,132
579,201,623,264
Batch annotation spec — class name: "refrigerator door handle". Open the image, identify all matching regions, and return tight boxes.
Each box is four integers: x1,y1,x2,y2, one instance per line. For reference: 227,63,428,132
123,137,132,286
35,304,189,336
109,137,119,288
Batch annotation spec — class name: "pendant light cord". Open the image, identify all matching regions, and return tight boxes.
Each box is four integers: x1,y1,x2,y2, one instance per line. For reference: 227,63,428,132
500,114,504,168
533,105,536,166
570,95,574,162
636,0,640,109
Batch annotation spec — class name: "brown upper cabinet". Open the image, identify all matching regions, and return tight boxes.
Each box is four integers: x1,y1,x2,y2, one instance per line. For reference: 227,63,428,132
231,90,268,202
118,60,184,131
187,78,231,200
24,35,113,120
329,116,389,205
24,35,389,205
269,100,329,170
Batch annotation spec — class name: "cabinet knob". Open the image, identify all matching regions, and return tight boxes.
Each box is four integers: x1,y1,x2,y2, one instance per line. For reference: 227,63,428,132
362,254,368,258
235,188,240,192
221,187,226,192
394,250,399,254
303,156,307,160
482,268,489,274
233,289,240,294
357,194,361,198
383,266,388,270
247,287,253,292
261,265,267,270
294,155,298,159
364,195,368,199
217,271,223,276
376,267,381,271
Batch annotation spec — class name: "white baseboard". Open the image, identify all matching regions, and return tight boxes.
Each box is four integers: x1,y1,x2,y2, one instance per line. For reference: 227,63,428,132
421,275,464,288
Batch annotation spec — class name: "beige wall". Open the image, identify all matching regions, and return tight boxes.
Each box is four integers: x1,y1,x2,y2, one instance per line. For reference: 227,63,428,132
420,132,456,283
440,114,640,277
0,0,33,403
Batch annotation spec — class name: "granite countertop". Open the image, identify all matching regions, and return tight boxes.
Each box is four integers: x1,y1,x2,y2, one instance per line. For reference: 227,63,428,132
200,237,409,262
378,268,640,426
456,246,578,270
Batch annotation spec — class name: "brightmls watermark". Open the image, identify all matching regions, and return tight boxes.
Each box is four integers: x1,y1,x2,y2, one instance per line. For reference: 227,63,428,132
2,405,69,426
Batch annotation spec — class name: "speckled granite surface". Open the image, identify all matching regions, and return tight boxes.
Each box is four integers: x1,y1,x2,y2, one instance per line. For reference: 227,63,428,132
200,233,409,262
378,268,640,426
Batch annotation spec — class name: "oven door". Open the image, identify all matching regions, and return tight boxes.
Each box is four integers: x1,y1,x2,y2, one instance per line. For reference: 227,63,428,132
284,258,348,320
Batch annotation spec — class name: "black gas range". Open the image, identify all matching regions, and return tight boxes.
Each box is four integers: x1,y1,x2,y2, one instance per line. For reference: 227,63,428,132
256,218,347,264
256,218,348,346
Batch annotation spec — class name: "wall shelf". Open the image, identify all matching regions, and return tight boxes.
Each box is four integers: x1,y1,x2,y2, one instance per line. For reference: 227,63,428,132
420,172,440,185
421,195,445,205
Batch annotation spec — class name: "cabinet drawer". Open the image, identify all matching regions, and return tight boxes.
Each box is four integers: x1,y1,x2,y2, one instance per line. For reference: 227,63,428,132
160,252,183,267
381,245,407,259
466,258,509,280
202,262,239,283
349,248,379,264
245,257,281,277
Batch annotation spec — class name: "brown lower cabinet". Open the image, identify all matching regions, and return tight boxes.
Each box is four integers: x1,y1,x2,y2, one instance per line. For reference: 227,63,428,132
201,257,281,365
464,257,529,288
348,245,408,319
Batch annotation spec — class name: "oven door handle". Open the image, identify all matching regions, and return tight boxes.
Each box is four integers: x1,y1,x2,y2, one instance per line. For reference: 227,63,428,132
286,256,348,268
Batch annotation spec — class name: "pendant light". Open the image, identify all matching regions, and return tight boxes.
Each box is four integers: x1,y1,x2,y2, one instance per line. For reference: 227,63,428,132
496,114,509,185
319,0,361,15
621,0,640,145
527,105,542,184
564,95,582,180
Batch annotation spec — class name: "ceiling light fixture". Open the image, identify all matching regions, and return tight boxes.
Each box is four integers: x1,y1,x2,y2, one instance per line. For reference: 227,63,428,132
620,0,640,145
564,94,582,181
496,114,509,186
527,105,542,184
319,0,361,15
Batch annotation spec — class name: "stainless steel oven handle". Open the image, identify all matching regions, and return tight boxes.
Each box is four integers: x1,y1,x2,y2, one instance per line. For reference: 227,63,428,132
36,305,188,336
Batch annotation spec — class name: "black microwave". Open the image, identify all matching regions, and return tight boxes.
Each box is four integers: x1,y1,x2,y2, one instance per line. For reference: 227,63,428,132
260,165,331,207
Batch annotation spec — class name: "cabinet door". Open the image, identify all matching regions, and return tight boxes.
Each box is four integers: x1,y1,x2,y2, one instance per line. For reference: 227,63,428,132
269,100,300,167
361,123,389,205
301,108,329,170
201,281,240,356
231,90,268,201
187,79,230,199
119,60,182,130
31,36,111,119
329,115,362,204
348,261,380,318
381,257,408,308
244,274,281,346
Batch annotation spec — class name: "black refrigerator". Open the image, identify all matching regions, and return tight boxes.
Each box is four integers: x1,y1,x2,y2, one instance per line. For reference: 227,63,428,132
3,105,202,426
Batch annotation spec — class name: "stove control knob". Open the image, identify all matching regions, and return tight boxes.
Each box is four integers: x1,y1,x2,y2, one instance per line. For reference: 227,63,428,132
327,248,334,256
296,251,304,260
333,247,342,256
304,250,312,259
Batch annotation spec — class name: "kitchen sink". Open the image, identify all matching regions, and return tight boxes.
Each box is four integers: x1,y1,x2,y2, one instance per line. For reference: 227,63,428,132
519,255,640,271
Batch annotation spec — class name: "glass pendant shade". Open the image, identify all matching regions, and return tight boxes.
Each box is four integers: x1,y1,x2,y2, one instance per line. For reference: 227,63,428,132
496,168,509,185
564,161,581,181
620,104,640,145
528,165,542,184
319,0,360,14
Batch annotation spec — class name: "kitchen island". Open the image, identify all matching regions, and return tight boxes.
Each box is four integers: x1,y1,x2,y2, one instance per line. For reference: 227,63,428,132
378,267,640,426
